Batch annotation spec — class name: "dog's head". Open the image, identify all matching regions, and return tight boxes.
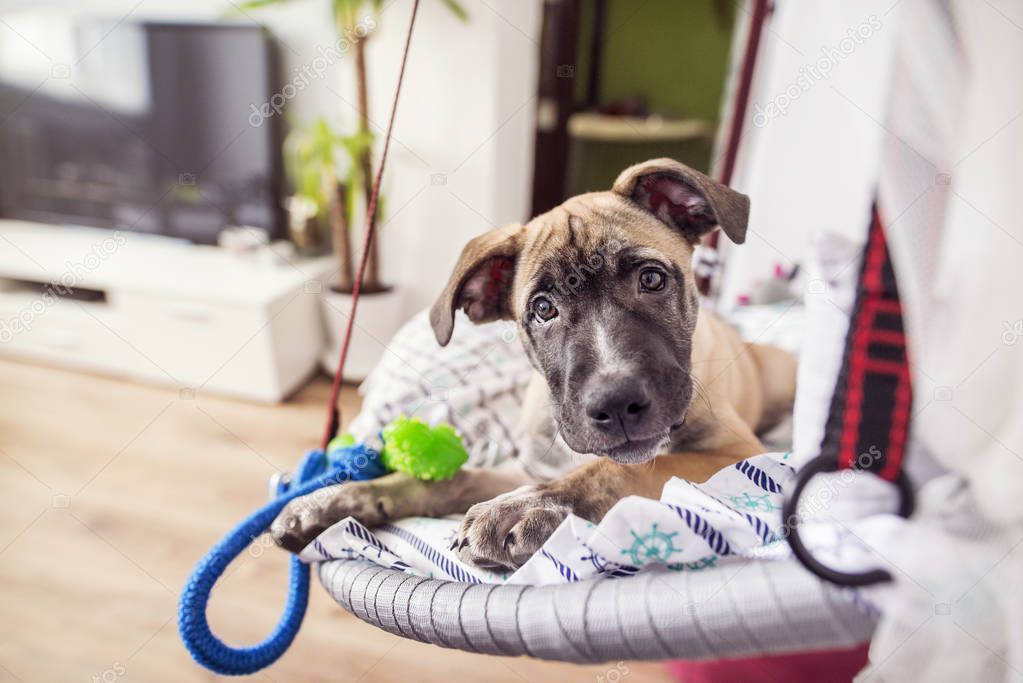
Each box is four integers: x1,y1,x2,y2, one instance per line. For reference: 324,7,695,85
430,159,749,464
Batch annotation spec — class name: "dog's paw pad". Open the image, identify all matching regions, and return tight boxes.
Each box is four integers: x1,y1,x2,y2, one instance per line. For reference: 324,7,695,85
452,487,571,570
504,507,566,566
270,482,384,554
270,500,328,553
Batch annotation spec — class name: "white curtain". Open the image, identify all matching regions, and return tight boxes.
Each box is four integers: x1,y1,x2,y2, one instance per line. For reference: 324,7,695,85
730,1,1023,680
861,1,1023,680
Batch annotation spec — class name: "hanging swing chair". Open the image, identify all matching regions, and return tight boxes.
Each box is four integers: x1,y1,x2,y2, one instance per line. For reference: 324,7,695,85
180,0,915,675
318,556,876,663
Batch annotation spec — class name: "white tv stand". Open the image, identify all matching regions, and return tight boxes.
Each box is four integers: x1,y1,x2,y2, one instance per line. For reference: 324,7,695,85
0,219,333,402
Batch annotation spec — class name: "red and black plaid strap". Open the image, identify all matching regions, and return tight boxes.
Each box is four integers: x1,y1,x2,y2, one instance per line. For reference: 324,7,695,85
783,204,915,587
820,205,912,481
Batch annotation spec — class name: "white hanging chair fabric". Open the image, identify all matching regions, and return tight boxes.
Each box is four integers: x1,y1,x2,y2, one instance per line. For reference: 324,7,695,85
722,0,1023,679
848,1,1023,680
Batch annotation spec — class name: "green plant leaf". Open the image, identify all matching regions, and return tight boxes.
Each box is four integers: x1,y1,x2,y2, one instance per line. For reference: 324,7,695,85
285,115,352,214
229,0,299,14
438,0,469,22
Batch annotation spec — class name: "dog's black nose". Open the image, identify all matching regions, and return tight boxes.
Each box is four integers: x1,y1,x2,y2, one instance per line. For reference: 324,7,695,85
584,378,651,431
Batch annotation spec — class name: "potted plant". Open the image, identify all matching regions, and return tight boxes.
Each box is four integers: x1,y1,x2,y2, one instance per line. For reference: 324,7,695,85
247,0,467,379
283,118,349,261
285,116,401,378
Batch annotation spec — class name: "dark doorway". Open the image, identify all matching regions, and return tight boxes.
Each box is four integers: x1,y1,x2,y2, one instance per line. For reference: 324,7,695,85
529,0,737,215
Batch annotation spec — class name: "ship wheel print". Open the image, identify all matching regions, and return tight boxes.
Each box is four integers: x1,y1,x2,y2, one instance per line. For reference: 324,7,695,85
622,523,681,565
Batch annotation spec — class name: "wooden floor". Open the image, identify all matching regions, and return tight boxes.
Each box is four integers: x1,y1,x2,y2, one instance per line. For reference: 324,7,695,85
0,359,674,683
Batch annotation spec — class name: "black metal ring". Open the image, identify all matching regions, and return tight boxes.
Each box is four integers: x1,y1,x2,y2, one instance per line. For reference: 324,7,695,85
782,454,915,587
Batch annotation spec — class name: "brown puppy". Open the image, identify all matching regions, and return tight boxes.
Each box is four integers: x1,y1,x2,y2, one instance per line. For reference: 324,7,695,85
272,158,796,570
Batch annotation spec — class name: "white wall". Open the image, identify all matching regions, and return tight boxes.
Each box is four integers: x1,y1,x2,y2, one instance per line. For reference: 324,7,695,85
366,1,541,313
0,0,541,316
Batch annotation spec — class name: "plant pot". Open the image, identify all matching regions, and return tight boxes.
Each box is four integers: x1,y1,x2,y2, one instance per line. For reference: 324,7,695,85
320,285,405,382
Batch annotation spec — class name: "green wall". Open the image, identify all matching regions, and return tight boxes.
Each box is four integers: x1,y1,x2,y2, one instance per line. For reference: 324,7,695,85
576,0,735,121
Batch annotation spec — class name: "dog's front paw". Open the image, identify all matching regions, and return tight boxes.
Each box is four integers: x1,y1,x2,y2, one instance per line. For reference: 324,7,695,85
453,486,571,571
270,481,388,553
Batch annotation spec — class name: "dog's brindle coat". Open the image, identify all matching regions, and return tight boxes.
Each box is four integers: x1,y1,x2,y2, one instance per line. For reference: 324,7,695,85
271,159,796,570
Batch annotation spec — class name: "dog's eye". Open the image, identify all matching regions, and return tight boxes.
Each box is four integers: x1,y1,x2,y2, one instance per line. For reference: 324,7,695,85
531,297,557,321
639,268,666,292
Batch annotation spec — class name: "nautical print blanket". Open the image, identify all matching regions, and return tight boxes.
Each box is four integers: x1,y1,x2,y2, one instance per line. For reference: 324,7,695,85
300,306,880,585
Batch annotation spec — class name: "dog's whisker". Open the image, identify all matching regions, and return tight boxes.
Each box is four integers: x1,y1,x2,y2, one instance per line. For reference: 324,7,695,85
691,376,716,420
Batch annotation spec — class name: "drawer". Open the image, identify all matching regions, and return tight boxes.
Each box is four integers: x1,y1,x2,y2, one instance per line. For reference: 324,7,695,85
101,292,275,393
0,295,139,375
0,286,319,401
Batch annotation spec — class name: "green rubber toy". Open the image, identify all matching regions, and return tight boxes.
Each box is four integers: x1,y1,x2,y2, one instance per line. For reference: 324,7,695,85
326,433,356,452
381,416,468,481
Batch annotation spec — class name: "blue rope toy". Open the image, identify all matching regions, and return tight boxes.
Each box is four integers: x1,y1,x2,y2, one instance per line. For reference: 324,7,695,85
177,443,385,676
178,416,469,675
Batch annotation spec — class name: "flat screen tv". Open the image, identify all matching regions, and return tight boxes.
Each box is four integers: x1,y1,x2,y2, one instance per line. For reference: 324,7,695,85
0,17,283,244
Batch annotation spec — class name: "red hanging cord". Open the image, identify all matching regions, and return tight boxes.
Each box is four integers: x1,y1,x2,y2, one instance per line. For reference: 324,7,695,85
320,0,421,451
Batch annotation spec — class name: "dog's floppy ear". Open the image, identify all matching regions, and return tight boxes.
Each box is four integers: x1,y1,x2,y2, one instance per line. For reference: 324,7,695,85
430,223,525,346
612,158,749,244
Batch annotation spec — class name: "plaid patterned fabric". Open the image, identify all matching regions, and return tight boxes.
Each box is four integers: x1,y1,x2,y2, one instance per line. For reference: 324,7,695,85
346,311,534,469
820,207,912,481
